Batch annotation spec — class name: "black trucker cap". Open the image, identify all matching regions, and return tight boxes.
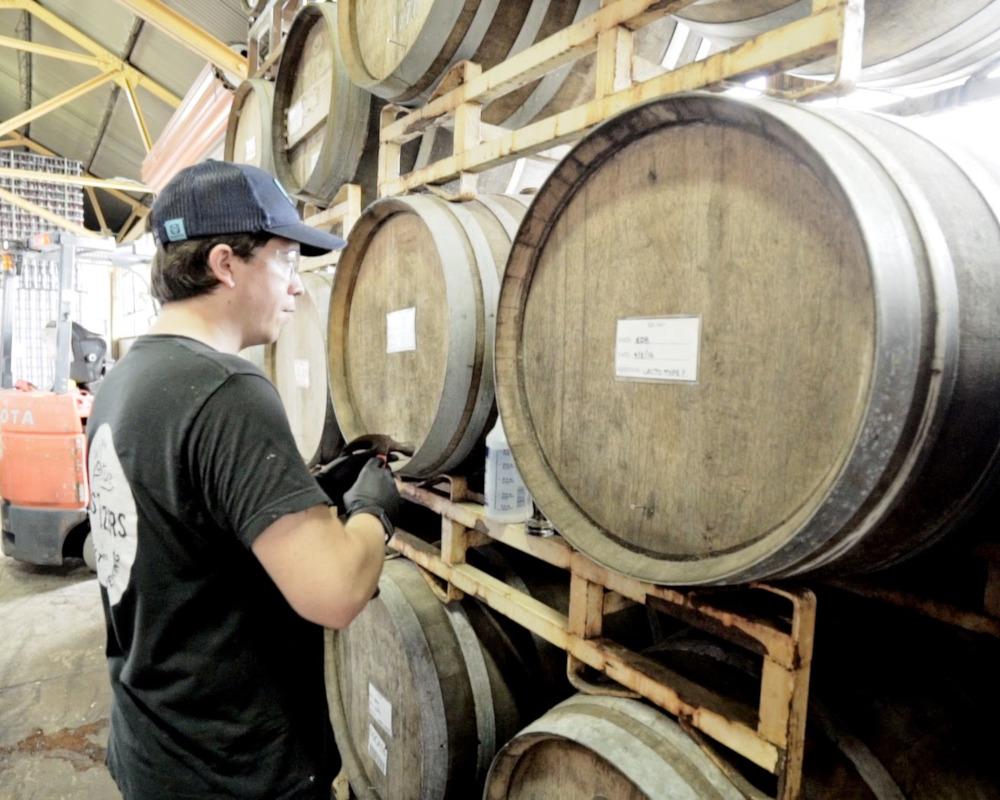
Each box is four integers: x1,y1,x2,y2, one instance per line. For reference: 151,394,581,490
149,161,347,256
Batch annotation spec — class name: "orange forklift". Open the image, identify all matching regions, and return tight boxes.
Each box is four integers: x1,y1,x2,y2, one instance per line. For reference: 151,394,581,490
0,232,112,570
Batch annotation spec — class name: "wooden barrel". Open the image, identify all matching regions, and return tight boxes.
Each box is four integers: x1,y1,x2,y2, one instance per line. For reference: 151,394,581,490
494,92,1000,585
224,78,275,173
265,269,343,467
326,553,559,800
484,694,746,799
336,0,563,106
328,193,529,478
271,3,423,206
271,3,375,205
674,0,1000,89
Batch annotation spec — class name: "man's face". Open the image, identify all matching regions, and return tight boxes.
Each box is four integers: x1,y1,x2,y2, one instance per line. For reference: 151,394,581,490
237,236,304,346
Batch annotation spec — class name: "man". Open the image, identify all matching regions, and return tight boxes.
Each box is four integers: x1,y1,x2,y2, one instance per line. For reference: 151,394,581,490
86,160,399,799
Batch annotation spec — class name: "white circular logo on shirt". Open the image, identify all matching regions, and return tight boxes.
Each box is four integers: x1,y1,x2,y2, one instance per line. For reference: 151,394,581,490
88,424,139,606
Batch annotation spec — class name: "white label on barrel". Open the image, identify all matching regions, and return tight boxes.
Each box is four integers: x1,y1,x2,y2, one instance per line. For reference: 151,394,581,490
244,135,256,162
294,359,310,390
386,307,416,353
368,681,393,736
367,724,388,775
615,316,700,383
287,100,303,136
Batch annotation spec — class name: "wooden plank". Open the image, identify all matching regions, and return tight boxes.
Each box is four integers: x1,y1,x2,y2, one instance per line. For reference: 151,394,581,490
398,482,807,664
381,0,698,142
380,5,846,194
594,24,634,99
390,529,783,772
441,518,469,602
568,573,604,638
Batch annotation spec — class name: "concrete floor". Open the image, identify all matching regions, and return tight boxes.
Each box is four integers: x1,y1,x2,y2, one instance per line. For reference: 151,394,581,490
0,554,120,800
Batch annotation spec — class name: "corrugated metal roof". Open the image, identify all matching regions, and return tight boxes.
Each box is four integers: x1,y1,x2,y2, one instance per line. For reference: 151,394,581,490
0,0,254,237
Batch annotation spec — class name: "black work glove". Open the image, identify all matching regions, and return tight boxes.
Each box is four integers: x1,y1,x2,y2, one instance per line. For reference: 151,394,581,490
313,434,413,509
343,457,401,540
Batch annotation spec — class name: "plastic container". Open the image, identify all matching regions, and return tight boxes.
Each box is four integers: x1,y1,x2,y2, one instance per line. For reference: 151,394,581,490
484,416,529,523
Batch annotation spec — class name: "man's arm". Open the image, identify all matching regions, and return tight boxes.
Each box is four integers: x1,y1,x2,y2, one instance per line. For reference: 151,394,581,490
251,507,386,629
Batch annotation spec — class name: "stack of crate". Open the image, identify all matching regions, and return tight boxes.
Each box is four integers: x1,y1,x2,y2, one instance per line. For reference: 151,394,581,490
0,151,86,389
0,151,84,241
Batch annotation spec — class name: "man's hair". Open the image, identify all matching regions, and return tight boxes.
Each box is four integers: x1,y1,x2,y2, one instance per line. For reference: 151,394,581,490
150,232,272,304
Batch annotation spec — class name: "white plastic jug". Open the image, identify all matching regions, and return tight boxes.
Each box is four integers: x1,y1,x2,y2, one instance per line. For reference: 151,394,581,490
484,415,529,523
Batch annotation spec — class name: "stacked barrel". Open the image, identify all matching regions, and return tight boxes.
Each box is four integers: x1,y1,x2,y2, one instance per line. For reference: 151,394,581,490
227,1,1000,797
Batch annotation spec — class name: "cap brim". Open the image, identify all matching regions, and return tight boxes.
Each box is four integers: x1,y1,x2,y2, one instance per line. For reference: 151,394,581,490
266,221,347,256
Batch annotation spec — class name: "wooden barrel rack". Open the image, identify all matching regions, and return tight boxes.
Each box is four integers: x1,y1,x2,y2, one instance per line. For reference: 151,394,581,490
389,478,817,800
355,17,859,800
242,2,1000,799
374,0,865,201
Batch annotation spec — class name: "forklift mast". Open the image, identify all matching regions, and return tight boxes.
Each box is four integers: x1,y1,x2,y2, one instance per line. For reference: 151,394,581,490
0,231,115,393
0,231,114,568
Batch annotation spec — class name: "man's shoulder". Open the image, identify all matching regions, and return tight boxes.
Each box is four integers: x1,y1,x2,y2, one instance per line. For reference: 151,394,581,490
123,335,268,381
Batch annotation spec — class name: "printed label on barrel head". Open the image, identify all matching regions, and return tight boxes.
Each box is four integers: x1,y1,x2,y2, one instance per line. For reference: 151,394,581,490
367,724,388,775
386,307,417,354
615,316,700,383
294,359,310,389
368,681,392,736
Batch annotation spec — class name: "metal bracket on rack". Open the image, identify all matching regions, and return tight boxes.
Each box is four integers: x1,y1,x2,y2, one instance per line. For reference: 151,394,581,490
762,0,865,100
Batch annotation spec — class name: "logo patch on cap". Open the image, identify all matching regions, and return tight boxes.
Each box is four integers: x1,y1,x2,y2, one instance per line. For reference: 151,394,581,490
163,218,188,242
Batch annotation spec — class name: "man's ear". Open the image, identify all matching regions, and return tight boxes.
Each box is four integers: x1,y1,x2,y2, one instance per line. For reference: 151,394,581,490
207,243,238,288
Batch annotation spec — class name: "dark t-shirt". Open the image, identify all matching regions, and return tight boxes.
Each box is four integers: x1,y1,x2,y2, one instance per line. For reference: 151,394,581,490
86,335,337,799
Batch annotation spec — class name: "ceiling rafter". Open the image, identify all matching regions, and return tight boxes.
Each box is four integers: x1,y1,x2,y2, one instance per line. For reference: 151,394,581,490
0,32,101,66
0,0,182,190
0,0,249,240
15,10,29,138
0,69,116,138
0,0,182,106
112,0,247,81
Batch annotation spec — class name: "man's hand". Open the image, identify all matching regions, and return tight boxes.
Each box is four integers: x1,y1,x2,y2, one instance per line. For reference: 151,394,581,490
313,434,413,510
343,457,401,539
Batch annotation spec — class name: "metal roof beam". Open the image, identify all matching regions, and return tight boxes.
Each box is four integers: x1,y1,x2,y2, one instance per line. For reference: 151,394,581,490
111,0,248,80
121,78,154,152
0,166,150,194
0,70,117,138
0,0,182,107
84,186,110,235
0,32,101,66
